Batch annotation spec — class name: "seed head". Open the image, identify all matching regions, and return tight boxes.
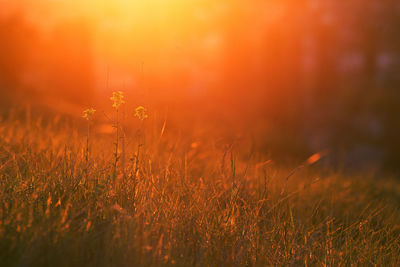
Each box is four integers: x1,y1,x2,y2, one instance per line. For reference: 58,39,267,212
82,108,96,121
110,91,125,109
135,106,148,121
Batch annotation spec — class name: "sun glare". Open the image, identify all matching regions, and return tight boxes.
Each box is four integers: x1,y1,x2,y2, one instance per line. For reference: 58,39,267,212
1,0,400,265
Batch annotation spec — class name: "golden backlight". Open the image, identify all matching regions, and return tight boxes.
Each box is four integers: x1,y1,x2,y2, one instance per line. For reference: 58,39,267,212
39,0,228,102
1,2,399,264
0,0,282,105
0,0,343,121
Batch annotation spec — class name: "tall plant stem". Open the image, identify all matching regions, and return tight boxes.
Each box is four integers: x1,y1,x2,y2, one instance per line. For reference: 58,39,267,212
114,109,119,180
86,122,90,165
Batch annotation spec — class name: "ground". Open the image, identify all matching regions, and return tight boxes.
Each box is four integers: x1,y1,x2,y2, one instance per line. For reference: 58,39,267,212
1,110,399,266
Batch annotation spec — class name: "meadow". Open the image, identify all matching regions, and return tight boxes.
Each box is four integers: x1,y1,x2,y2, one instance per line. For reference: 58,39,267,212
1,96,400,266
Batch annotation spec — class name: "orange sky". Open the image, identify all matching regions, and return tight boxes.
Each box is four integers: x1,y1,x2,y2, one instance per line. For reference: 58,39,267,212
0,0,327,112
3,0,233,95
0,0,282,93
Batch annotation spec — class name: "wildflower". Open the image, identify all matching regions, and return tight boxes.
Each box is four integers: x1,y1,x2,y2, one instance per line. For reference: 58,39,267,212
135,106,148,121
110,91,125,109
82,108,96,120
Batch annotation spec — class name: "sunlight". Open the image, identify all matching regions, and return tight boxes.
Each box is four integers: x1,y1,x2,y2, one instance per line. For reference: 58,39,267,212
78,0,209,29
1,1,400,265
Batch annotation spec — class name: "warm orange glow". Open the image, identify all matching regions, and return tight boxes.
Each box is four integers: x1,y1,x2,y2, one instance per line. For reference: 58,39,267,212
307,153,322,165
1,0,396,169
0,0,281,105
1,3,399,263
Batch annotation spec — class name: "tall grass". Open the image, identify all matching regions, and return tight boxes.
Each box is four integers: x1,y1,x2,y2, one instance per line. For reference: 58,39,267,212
0,108,399,266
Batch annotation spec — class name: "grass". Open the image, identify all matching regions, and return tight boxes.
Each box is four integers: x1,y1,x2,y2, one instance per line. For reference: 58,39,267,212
0,108,400,266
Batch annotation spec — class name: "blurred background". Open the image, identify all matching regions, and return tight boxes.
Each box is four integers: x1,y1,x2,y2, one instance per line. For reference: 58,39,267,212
0,0,399,171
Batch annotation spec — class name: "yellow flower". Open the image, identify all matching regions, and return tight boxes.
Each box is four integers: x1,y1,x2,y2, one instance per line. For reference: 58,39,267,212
135,106,148,121
82,108,96,120
110,91,125,109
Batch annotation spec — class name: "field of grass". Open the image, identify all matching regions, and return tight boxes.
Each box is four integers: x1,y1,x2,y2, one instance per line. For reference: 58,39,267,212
1,107,400,266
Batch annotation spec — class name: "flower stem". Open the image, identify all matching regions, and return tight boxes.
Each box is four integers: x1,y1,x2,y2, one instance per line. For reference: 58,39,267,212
114,108,119,180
